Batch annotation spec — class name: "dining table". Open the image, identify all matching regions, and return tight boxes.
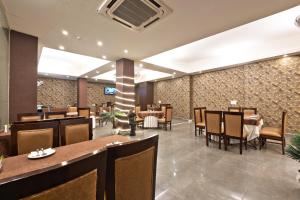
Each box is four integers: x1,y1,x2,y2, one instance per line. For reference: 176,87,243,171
138,111,164,128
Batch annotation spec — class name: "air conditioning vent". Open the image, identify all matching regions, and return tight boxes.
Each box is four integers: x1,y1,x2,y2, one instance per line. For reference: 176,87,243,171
97,0,172,31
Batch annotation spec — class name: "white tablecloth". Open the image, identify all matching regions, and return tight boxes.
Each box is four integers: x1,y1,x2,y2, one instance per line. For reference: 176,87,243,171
143,116,158,128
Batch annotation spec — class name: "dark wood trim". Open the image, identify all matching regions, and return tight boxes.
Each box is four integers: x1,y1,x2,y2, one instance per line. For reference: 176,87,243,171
11,121,60,156
45,111,67,119
223,111,246,155
17,112,44,121
0,149,107,200
204,110,223,149
77,107,91,118
59,118,93,146
105,135,159,200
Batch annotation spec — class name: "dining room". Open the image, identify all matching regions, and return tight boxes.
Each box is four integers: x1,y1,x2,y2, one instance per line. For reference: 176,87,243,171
0,1,300,200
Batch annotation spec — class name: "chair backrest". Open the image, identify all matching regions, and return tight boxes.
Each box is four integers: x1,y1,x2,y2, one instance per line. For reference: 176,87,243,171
11,121,59,155
17,113,43,122
200,107,206,122
223,112,244,138
281,111,287,136
68,106,77,113
45,111,67,119
242,107,257,116
78,107,90,118
60,118,92,146
166,107,173,122
228,107,241,112
0,150,107,200
205,111,222,134
194,108,201,124
105,135,159,200
135,105,141,113
160,104,170,118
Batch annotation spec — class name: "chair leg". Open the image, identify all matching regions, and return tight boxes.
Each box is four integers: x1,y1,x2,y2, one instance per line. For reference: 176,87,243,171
259,137,262,150
282,137,286,155
170,122,172,130
245,138,248,150
165,123,167,131
218,135,221,149
206,133,209,147
240,139,243,155
195,126,197,136
224,136,227,151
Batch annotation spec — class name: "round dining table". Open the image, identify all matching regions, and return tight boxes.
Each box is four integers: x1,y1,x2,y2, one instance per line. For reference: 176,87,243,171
138,111,164,128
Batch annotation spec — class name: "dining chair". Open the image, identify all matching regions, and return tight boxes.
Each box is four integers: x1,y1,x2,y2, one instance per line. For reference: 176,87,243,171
17,112,44,122
259,111,287,154
11,121,59,155
45,111,67,119
223,112,247,155
78,107,91,118
60,118,92,146
205,111,223,149
242,107,257,116
228,107,241,112
96,106,104,127
159,104,170,118
0,149,107,200
135,105,144,128
105,135,158,200
194,107,206,136
67,106,77,113
158,107,173,131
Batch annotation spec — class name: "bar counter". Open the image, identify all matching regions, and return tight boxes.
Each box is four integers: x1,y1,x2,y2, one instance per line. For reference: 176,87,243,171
0,135,131,183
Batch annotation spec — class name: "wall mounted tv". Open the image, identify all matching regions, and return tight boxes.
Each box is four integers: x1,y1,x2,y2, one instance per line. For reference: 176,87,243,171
104,87,116,95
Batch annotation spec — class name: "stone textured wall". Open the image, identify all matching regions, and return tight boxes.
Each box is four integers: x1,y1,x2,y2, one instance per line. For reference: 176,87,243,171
87,83,115,106
155,56,300,133
154,76,191,119
37,77,77,107
37,77,115,108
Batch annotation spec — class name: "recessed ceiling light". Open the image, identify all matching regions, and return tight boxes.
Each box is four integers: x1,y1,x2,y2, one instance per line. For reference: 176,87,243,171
76,36,81,40
62,30,68,36
139,63,143,67
97,41,103,46
173,72,176,75
96,71,99,74
124,49,128,54
111,64,115,68
102,55,107,59
85,75,88,78
59,45,65,50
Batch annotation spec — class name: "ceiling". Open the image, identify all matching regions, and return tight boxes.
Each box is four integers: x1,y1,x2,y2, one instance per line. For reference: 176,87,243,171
2,0,300,82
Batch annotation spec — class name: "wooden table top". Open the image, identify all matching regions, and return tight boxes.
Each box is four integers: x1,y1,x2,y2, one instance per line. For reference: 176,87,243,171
138,111,164,118
243,115,263,126
0,135,131,183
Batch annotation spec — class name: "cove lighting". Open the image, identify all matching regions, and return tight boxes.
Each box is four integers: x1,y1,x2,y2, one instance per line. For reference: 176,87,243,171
116,82,135,87
115,102,135,108
115,96,135,102
116,76,134,80
116,89,135,95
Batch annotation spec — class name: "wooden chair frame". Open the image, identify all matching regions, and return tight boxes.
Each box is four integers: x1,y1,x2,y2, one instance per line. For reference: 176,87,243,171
194,107,206,136
17,112,44,122
223,112,247,155
77,107,91,118
204,111,223,149
0,149,107,200
105,135,159,200
259,111,287,154
11,121,60,156
59,118,93,146
242,107,257,115
45,111,67,119
158,107,172,131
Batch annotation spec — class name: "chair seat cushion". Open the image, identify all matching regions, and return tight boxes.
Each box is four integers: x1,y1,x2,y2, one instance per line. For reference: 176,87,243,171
260,127,282,138
158,118,166,123
196,122,205,127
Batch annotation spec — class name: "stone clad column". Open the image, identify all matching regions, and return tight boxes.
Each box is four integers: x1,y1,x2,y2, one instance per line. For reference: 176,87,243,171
115,58,135,130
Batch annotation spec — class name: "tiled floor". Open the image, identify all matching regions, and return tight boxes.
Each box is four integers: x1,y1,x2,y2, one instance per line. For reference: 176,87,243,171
94,120,300,200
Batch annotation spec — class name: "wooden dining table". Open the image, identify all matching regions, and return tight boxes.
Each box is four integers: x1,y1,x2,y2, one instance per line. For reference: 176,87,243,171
138,111,164,128
0,135,132,183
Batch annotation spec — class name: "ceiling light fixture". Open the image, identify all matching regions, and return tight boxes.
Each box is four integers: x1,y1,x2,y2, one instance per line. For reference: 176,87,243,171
85,75,88,78
102,55,107,59
59,45,65,50
139,63,143,67
97,41,103,46
76,36,81,40
124,49,128,54
62,30,68,36
96,71,99,74
111,64,115,68
173,72,176,75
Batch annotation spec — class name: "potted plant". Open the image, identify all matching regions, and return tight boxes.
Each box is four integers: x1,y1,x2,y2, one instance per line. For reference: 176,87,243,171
286,132,300,183
100,111,128,134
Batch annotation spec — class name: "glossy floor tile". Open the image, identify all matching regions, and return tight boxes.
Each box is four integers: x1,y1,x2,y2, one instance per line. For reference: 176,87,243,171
94,120,300,200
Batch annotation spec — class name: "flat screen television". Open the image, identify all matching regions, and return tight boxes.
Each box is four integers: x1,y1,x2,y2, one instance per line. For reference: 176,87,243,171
104,87,116,95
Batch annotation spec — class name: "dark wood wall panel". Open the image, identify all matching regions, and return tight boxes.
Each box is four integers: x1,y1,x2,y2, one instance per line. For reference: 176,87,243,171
9,30,38,122
136,82,154,111
77,78,87,107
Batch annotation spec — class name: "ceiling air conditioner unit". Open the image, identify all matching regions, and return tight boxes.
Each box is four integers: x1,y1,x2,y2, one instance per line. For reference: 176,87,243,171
97,0,172,31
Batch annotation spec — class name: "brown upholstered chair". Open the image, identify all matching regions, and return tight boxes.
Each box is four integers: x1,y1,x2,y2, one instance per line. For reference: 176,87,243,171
259,111,287,154
67,106,77,113
205,111,223,149
17,113,44,122
223,112,247,155
78,107,90,119
228,107,241,112
135,105,144,128
105,135,158,200
0,149,107,200
242,107,257,116
158,107,173,131
159,104,170,118
45,111,67,119
194,107,206,136
11,121,59,155
60,118,93,146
